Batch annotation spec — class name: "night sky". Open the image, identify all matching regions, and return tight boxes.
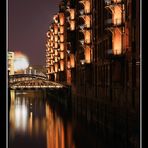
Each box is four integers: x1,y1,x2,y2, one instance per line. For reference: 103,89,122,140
8,0,61,66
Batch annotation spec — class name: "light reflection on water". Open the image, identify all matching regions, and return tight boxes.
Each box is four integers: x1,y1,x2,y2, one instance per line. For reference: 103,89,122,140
9,90,75,148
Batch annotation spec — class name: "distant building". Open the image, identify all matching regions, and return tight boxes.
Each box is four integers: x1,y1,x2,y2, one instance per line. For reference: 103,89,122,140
8,52,14,75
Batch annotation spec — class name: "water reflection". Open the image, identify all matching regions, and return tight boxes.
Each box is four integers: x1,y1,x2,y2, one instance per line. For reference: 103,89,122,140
9,90,47,148
9,90,111,148
9,90,76,148
46,104,75,148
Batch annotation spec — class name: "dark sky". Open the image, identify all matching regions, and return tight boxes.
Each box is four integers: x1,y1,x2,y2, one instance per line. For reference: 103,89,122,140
8,0,61,66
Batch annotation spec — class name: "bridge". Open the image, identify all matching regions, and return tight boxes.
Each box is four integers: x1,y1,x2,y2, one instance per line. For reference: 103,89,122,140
9,74,65,89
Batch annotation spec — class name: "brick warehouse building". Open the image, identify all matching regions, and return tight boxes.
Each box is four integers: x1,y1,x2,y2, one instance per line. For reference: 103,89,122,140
45,0,140,147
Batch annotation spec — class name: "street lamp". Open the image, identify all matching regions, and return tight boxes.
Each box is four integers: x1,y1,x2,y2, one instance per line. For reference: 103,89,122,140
80,59,85,65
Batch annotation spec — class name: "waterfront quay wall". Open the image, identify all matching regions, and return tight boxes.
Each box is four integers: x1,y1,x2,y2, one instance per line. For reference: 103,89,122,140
71,89,139,148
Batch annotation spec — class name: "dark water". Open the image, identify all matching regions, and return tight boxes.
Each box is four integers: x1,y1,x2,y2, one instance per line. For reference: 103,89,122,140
9,90,111,148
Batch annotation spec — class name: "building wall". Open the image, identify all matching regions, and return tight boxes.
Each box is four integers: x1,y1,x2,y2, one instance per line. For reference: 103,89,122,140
72,0,140,147
8,52,14,75
45,0,140,147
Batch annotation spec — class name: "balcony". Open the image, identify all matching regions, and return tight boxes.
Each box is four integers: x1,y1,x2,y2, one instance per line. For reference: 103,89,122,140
104,18,112,26
106,48,126,59
105,18,124,27
79,24,85,30
79,9,84,16
66,16,70,22
79,39,84,45
104,0,123,6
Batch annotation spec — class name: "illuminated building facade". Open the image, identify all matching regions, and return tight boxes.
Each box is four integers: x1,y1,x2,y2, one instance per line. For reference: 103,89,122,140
46,0,140,147
8,51,14,75
46,1,70,83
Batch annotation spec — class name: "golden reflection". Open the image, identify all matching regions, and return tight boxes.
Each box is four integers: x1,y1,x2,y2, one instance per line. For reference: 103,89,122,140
29,112,32,135
14,99,28,132
9,90,15,135
55,50,58,56
10,90,15,104
9,91,47,138
10,91,76,148
46,104,69,148
34,118,39,135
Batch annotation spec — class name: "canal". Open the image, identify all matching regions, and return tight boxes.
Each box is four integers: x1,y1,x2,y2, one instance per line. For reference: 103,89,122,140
9,90,122,148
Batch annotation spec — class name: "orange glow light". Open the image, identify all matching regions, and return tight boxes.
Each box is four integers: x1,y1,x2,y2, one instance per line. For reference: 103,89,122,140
60,35,64,42
54,63,58,72
54,43,58,48
70,9,75,20
113,6,122,25
60,60,64,71
70,54,75,68
54,35,58,42
60,26,64,34
59,13,64,25
60,52,64,59
70,20,75,31
85,1,90,14
85,30,91,44
85,15,91,28
113,28,122,55
85,46,91,63
60,43,64,51
54,25,58,34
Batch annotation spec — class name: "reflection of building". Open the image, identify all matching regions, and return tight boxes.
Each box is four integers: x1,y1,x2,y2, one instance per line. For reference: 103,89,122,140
46,0,140,147
9,91,46,136
46,104,75,148
8,52,14,75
